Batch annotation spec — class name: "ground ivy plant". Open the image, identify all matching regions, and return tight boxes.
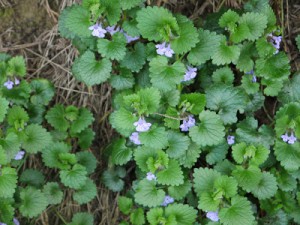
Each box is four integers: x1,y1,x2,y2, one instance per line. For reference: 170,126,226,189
0,54,96,224
59,0,300,224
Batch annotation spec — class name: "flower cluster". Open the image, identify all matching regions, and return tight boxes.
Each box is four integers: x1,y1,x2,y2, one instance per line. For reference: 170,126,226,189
89,24,139,43
281,132,297,144
161,195,174,206
180,115,195,132
155,42,174,58
130,117,152,145
146,172,157,181
183,66,197,82
3,78,20,90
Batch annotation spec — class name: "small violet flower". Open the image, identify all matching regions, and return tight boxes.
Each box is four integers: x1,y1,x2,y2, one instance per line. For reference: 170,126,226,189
89,23,107,38
133,117,152,132
161,195,174,206
281,132,297,144
155,42,174,58
146,172,156,181
268,34,282,54
129,132,141,145
0,223,7,225
180,115,195,132
183,66,197,82
252,75,257,83
14,150,25,160
105,25,121,36
123,33,139,43
4,79,14,89
14,78,20,85
227,135,235,145
13,218,20,225
206,211,219,222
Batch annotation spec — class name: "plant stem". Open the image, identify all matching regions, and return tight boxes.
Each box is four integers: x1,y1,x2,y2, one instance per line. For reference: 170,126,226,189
152,112,185,120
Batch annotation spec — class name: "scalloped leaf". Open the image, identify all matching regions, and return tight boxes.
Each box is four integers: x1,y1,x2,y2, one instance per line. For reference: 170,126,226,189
19,187,48,218
212,37,241,65
109,107,137,136
274,141,300,171
7,56,26,76
60,164,87,189
118,196,133,215
76,151,97,175
68,212,93,225
70,108,94,134
43,182,63,205
165,203,197,225
149,56,185,91
46,104,69,131
166,131,190,159
193,168,221,197
120,43,146,72
0,167,17,198
139,126,168,149
42,142,71,169
189,110,225,147
134,179,165,207
73,178,97,204
30,79,55,105
121,0,144,10
156,160,184,186
0,97,9,123
20,169,45,188
101,167,125,192
212,67,235,85
168,179,192,200
136,6,179,42
72,50,112,86
232,166,262,192
252,172,278,200
111,138,132,165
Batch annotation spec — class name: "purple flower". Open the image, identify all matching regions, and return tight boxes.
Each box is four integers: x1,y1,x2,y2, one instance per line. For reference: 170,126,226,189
268,34,282,54
129,132,141,145
227,135,235,145
183,66,197,82
252,75,257,83
14,150,25,160
288,132,297,144
14,78,20,85
180,115,195,132
161,195,174,206
155,42,174,58
133,117,151,132
281,132,289,142
106,25,121,36
4,79,14,89
123,33,139,43
206,211,219,222
0,222,7,225
13,218,20,225
89,23,107,38
146,172,156,181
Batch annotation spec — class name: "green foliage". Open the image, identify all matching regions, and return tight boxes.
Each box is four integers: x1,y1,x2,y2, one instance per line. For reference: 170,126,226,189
43,182,63,205
60,164,87,189
97,33,127,60
0,167,17,198
118,196,133,215
73,178,97,204
67,212,94,225
120,43,146,72
20,169,45,187
102,167,126,192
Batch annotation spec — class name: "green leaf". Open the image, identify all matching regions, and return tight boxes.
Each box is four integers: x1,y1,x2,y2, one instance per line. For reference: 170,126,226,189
0,97,9,123
212,37,241,65
7,105,29,127
134,179,165,207
111,138,132,165
219,196,255,225
76,151,97,175
97,32,127,60
262,78,284,96
256,52,290,80
68,212,93,225
46,104,69,131
118,196,133,215
130,208,145,225
42,142,71,169
58,5,91,39
70,108,94,134
100,0,121,25
256,37,276,58
109,107,137,136
121,0,144,10
278,73,300,103
156,160,184,186
236,42,256,72
168,179,192,200
178,141,202,168
189,110,225,147
274,141,300,171
0,133,21,159
77,128,95,150
149,56,185,91
206,84,248,124
164,107,180,129
296,35,300,51
2,80,31,104
219,10,240,28
110,68,135,90
7,56,26,76
0,167,17,198
166,131,190,159
277,169,297,191
212,67,235,85
120,42,146,72
72,50,112,86
22,124,52,153
0,199,14,223
101,167,125,192
171,15,199,54
139,126,168,149
30,79,55,105
136,6,179,42
20,169,45,188
147,208,164,225
165,204,197,225
180,93,206,115
232,166,262,192
187,29,222,65
241,74,259,94
193,168,221,196
60,164,87,189
43,182,63,205
73,178,97,204
19,187,48,218
161,89,180,107
206,141,228,165
252,172,277,200
214,175,238,198
134,147,157,172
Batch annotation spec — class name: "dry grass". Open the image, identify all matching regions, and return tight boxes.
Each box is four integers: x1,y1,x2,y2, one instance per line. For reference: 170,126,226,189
0,0,299,224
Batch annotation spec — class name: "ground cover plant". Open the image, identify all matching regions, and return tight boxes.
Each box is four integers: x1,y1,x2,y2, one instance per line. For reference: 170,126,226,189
0,54,97,224
57,0,300,224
